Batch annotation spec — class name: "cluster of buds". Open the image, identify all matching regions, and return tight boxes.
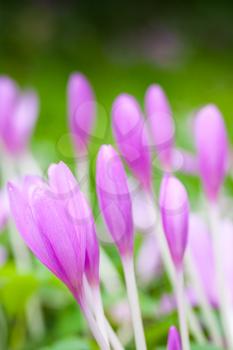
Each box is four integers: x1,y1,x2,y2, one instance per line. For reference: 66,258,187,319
1,72,231,350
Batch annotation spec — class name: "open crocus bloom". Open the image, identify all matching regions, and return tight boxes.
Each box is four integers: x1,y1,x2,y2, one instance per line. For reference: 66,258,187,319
8,162,100,305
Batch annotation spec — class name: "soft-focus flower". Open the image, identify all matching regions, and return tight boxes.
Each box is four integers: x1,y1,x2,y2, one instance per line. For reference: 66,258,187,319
0,76,18,138
112,94,152,190
96,145,134,256
3,91,38,155
194,104,228,202
188,214,217,306
145,84,174,169
7,162,99,304
167,326,181,350
159,175,189,269
136,234,161,285
0,76,38,155
67,73,96,156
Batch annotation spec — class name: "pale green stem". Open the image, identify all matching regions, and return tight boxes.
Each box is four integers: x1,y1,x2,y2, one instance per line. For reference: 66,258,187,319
122,255,147,350
208,203,233,349
176,268,191,350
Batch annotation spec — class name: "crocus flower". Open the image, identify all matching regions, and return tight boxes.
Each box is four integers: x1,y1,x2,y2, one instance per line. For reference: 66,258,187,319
0,76,18,138
145,84,174,169
0,77,38,155
96,145,134,256
67,73,96,156
159,175,189,269
194,104,228,202
3,91,38,155
48,161,100,286
8,163,91,304
167,326,182,350
112,94,152,190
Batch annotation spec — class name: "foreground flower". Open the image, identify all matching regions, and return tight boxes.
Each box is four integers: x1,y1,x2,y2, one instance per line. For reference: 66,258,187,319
194,104,228,202
8,162,109,350
145,84,174,169
96,145,147,350
96,145,134,256
167,326,181,350
67,73,96,156
112,94,152,190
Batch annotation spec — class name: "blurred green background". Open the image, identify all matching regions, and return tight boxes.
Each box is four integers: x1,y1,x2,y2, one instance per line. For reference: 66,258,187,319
0,1,233,349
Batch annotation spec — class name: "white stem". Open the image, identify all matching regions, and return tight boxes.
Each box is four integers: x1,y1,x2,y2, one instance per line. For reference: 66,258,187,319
208,203,233,349
100,247,124,295
105,321,124,350
186,254,223,347
176,269,191,350
149,190,207,344
122,255,147,350
83,278,124,350
92,286,110,347
76,158,90,201
81,297,110,350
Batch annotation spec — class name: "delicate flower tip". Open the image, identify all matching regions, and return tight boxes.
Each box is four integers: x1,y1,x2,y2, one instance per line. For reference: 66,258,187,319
167,326,182,350
96,145,134,256
145,84,174,169
159,175,189,269
112,93,152,190
67,73,96,155
194,104,228,202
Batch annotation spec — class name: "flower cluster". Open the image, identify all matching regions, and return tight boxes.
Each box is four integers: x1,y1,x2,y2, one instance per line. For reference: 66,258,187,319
0,72,231,349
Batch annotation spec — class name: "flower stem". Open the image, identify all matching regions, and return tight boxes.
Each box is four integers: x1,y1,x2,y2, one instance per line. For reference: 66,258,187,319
176,268,191,350
186,254,223,347
83,278,124,350
149,189,207,344
80,297,110,350
92,285,110,347
122,255,147,350
208,203,233,349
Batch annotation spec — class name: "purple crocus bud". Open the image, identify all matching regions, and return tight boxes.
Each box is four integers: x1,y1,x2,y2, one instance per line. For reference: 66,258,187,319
145,84,174,169
167,326,182,350
194,104,228,202
159,175,189,269
3,91,39,155
48,161,100,286
0,76,18,137
96,145,134,256
8,166,87,303
112,94,152,190
68,73,96,156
